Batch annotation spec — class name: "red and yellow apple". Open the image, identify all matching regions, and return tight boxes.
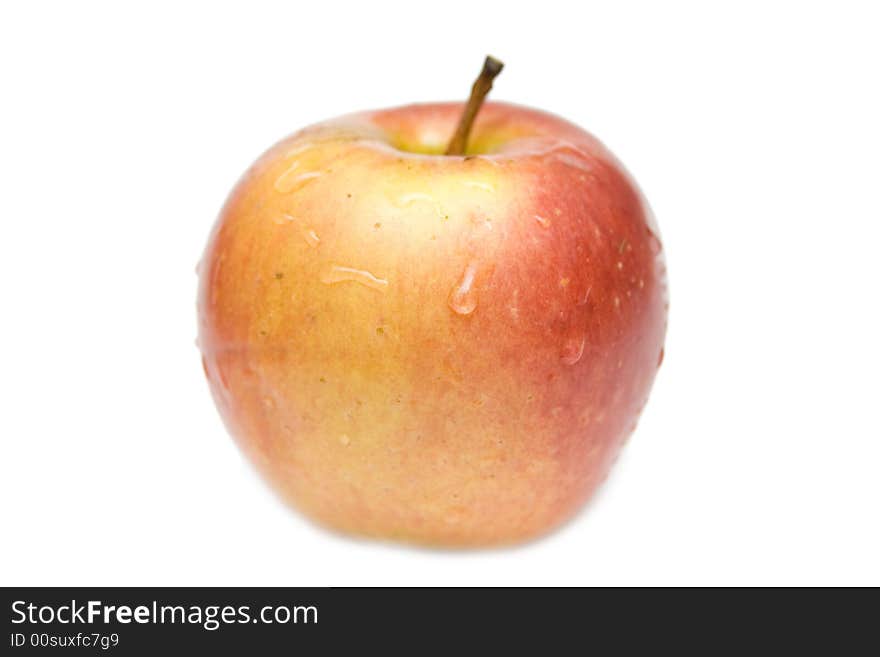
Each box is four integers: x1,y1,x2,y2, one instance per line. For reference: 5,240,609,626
197,92,667,546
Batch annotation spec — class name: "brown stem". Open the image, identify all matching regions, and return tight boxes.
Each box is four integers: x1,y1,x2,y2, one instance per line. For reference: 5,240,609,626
445,56,504,156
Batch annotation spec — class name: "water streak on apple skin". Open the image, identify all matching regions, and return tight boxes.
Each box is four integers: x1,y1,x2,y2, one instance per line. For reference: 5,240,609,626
534,214,551,228
283,142,314,159
577,286,593,306
302,229,321,248
394,192,447,219
396,192,435,206
320,264,388,292
553,151,593,173
448,262,479,315
274,168,323,194
464,181,495,193
560,336,586,365
274,213,321,248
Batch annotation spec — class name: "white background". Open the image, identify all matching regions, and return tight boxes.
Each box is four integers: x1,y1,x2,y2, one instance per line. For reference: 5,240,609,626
2,1,878,586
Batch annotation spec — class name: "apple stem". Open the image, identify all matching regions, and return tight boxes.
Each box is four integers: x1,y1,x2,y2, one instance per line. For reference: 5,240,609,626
445,56,505,156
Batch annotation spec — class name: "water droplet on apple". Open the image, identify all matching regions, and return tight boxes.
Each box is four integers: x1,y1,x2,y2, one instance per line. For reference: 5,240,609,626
464,181,494,193
394,192,446,219
339,434,351,446
534,214,551,228
321,264,388,292
275,213,321,248
302,228,320,248
274,168,322,194
273,213,296,225
396,192,435,206
448,262,479,315
283,143,314,159
561,336,585,365
554,150,592,173
577,286,593,306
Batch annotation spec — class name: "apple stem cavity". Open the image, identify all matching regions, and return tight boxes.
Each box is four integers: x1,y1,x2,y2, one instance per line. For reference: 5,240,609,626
445,55,504,156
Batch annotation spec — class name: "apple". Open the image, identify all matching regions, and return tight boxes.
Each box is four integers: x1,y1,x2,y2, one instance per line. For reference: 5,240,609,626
197,58,667,546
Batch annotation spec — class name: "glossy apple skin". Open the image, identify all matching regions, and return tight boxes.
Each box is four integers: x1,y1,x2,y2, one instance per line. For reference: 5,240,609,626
197,102,667,546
